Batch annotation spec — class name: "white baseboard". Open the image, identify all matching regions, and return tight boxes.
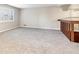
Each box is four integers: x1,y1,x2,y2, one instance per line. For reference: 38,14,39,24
0,26,60,33
0,26,19,33
20,26,60,30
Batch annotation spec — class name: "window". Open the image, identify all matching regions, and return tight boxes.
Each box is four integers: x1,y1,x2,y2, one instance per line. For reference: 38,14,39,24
0,8,14,22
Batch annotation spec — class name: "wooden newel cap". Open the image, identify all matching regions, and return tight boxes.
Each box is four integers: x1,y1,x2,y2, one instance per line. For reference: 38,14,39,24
58,19,61,21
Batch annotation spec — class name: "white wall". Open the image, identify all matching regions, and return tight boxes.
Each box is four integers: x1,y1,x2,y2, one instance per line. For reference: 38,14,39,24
1,5,79,31
0,4,20,32
20,6,70,30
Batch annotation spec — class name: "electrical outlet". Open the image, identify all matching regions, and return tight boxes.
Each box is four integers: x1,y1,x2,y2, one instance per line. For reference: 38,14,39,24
24,24,27,26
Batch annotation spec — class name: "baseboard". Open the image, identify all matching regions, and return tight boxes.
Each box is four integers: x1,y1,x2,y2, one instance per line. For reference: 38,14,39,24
0,26,19,33
20,26,60,30
0,26,60,33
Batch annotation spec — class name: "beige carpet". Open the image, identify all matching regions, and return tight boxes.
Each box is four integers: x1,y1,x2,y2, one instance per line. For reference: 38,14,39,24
0,27,79,54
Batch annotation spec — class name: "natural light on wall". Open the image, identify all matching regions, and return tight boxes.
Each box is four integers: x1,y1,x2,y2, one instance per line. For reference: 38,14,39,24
69,4,79,31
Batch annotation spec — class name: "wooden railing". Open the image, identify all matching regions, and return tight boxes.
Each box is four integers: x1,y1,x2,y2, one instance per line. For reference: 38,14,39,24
58,19,79,42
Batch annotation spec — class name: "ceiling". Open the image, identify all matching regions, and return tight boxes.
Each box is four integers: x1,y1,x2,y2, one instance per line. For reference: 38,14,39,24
9,4,62,8
9,4,79,11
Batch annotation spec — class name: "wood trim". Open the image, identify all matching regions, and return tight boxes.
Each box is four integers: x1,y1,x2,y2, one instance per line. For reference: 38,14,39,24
70,23,74,42
58,19,79,42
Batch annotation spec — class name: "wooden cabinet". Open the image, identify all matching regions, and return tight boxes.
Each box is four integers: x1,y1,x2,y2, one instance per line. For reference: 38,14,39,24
58,19,79,42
